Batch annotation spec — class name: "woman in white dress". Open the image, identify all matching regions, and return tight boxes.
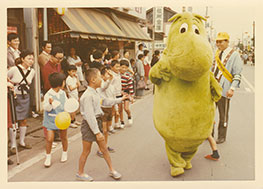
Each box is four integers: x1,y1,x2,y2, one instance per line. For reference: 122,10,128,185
67,47,84,84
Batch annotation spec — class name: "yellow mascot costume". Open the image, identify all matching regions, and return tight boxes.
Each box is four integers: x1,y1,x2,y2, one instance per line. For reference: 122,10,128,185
149,12,222,177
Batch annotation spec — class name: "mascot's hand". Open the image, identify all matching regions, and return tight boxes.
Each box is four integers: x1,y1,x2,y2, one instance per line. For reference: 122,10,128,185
209,71,222,102
149,59,171,85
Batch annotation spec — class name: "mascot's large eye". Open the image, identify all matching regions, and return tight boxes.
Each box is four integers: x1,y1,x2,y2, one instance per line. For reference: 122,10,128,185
193,25,200,35
179,23,188,33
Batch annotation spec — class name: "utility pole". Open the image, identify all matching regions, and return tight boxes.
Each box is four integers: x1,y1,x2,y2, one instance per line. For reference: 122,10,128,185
32,8,41,112
152,7,155,55
43,8,48,40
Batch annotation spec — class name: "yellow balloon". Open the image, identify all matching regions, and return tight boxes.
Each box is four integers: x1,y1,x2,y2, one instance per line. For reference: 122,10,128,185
55,112,71,130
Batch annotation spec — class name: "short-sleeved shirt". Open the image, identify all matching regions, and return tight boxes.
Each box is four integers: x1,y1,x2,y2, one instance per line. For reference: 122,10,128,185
111,71,122,96
67,56,84,81
43,89,68,130
7,64,35,95
66,75,78,100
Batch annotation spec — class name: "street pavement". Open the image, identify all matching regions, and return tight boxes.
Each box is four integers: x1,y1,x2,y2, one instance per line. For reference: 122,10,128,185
8,64,255,182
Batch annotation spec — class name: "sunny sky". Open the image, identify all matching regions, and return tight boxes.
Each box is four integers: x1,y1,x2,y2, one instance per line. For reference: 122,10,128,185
169,5,256,44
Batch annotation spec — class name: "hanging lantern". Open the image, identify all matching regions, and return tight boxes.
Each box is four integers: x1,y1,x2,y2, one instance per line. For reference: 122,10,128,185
38,9,43,28
56,8,67,16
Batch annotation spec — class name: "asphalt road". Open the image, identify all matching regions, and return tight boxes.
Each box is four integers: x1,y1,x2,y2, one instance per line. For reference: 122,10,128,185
8,64,255,182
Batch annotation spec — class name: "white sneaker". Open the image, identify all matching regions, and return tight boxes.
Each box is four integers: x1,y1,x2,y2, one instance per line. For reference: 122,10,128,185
109,129,116,134
52,142,58,149
70,123,78,128
120,123,125,129
109,170,122,180
128,119,133,126
44,154,51,167
32,111,39,118
74,121,81,125
114,123,121,129
61,151,68,162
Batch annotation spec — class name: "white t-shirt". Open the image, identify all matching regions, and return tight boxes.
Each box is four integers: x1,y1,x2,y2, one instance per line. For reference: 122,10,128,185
66,75,78,100
67,56,84,81
97,79,116,108
7,64,35,95
111,71,122,97
136,50,144,60
144,56,151,66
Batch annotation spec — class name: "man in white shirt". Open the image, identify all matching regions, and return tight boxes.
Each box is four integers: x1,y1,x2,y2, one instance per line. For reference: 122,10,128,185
38,41,52,69
136,43,144,60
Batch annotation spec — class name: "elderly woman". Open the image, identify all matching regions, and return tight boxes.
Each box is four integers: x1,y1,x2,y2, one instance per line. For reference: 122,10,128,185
67,47,84,84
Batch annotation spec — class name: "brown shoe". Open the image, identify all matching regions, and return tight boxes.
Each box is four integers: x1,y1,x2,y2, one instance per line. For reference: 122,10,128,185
19,143,32,149
8,159,14,165
216,138,225,144
10,147,16,155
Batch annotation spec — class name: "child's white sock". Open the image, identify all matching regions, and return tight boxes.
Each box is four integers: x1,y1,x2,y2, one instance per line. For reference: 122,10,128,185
44,154,51,167
19,126,27,146
9,128,17,148
61,151,68,162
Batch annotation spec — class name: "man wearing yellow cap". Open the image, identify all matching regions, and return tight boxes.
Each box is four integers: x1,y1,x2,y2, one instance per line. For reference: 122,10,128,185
213,32,243,144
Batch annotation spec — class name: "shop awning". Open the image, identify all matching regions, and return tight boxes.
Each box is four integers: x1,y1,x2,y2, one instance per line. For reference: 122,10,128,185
110,12,152,41
52,8,152,42
60,8,126,39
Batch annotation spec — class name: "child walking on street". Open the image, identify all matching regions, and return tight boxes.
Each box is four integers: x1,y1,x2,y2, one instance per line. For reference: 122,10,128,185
66,65,81,128
119,59,134,128
96,66,116,157
77,68,128,181
43,72,69,167
205,122,220,161
110,60,123,129
205,135,220,161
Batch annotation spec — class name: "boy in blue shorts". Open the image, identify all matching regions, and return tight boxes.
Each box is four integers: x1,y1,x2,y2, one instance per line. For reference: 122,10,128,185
77,68,128,181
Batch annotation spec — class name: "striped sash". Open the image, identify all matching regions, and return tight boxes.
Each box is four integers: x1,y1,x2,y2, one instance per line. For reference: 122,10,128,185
215,49,235,83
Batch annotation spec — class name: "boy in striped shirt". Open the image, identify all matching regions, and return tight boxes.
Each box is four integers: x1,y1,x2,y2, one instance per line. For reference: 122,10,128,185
119,59,134,128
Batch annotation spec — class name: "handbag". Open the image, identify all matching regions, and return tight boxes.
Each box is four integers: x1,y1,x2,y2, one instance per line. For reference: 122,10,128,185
137,79,146,90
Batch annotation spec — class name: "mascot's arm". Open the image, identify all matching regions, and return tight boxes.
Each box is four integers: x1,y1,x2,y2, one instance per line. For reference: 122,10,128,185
209,71,222,102
149,58,171,85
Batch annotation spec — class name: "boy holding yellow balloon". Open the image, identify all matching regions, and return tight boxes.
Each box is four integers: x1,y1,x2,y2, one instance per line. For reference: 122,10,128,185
43,72,70,167
77,68,129,181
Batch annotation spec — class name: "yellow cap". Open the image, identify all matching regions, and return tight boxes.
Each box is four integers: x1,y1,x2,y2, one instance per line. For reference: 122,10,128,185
216,32,230,41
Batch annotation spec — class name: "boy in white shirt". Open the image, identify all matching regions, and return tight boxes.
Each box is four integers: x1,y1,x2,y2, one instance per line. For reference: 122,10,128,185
110,60,123,129
77,68,128,181
66,65,81,128
96,66,116,157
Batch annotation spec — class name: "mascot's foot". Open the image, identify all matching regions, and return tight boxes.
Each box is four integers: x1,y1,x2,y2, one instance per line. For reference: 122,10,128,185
170,166,184,177
185,161,192,170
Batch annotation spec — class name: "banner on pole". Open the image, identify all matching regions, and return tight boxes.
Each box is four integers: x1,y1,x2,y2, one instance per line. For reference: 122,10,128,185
154,7,163,33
